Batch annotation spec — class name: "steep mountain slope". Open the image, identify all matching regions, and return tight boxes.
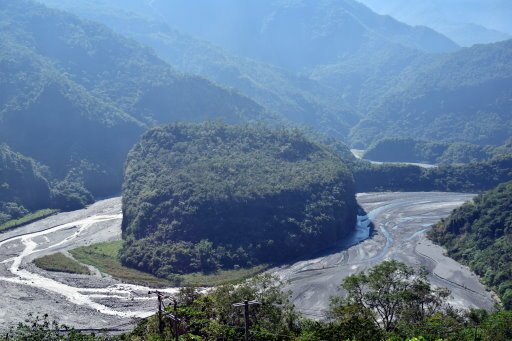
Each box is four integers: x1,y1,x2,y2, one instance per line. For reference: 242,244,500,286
358,0,512,46
430,181,512,309
0,0,271,205
36,0,358,138
136,0,457,71
348,39,512,147
121,123,357,277
0,144,51,224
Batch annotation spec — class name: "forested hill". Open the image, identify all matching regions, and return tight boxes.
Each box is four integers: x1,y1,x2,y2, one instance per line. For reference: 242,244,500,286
135,0,457,70
363,138,512,165
430,181,512,309
121,123,357,278
0,0,271,213
348,39,512,147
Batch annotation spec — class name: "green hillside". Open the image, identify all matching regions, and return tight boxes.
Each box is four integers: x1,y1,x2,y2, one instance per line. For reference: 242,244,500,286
36,0,358,139
353,154,512,192
430,181,512,309
348,40,512,147
363,138,512,165
0,0,271,213
0,144,51,224
121,123,357,277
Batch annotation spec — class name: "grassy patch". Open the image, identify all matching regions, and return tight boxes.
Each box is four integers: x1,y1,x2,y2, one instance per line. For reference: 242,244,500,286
70,241,267,287
180,265,267,287
33,253,91,275
70,241,171,287
0,209,59,232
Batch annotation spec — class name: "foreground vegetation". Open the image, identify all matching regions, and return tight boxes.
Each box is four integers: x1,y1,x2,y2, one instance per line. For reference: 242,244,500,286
121,123,357,278
4,261,512,340
430,181,512,310
33,253,91,275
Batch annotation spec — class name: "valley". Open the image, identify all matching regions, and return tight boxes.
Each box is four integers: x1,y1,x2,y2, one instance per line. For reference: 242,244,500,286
0,193,494,331
1,0,511,338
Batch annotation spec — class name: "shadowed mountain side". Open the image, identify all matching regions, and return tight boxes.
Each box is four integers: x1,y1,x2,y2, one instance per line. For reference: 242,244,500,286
0,0,273,206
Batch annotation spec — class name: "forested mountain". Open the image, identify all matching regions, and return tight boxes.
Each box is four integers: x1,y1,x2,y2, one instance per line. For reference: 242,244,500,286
119,0,457,71
430,181,512,309
35,0,358,139
32,0,512,154
358,0,512,46
347,39,512,147
353,155,512,193
0,144,51,224
0,0,271,213
121,123,357,277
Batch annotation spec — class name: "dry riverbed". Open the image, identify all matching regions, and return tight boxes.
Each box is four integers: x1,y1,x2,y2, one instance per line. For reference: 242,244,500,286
274,192,495,319
0,193,495,330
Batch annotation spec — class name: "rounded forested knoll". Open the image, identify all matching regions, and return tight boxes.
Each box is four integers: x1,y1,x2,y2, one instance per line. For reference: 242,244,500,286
121,123,357,277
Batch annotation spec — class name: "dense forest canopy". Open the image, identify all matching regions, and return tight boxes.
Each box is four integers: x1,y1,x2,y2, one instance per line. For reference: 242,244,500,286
35,0,359,140
363,138,512,165
121,123,357,277
347,39,512,147
430,181,512,309
1,0,512,338
0,144,50,224
352,154,512,193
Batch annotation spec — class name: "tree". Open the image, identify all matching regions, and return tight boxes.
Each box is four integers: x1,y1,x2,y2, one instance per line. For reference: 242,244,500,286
332,260,450,333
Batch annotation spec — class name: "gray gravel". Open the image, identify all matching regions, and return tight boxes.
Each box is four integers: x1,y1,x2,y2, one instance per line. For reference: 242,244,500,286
273,192,495,319
0,193,495,331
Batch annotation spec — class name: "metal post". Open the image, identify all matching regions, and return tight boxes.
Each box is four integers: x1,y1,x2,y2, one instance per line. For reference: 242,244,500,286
174,299,179,341
233,299,261,341
149,290,166,337
158,293,164,336
244,300,249,341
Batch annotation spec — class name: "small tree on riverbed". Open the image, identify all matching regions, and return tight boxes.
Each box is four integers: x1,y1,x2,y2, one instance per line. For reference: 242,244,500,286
330,260,451,335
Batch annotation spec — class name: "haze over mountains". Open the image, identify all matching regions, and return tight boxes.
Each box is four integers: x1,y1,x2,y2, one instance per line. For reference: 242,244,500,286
358,0,512,46
0,0,274,218
35,0,512,148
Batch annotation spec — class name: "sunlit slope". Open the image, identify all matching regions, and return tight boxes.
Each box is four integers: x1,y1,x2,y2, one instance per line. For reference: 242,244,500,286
348,39,512,147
